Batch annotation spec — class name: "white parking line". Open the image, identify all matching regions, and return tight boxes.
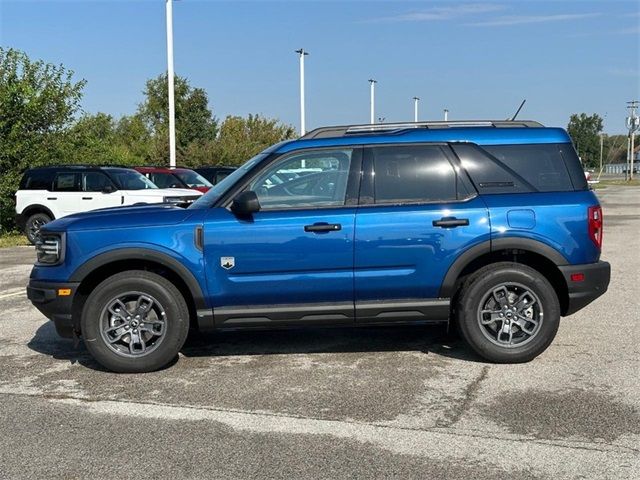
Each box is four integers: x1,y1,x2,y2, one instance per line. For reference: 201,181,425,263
0,290,25,300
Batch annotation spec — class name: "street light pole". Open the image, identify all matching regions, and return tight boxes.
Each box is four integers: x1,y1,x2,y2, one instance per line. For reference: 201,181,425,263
166,0,176,168
444,109,449,121
369,79,377,124
295,49,309,136
626,100,639,180
413,97,420,122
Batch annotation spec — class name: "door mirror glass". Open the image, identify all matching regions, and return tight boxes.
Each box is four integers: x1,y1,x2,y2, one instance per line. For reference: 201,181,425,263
231,191,261,216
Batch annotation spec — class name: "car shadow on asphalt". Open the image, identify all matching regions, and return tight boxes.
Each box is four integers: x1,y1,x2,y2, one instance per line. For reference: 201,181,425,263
27,321,483,372
181,324,483,363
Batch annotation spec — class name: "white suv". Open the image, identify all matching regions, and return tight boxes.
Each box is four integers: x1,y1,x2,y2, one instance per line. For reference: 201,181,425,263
16,166,201,243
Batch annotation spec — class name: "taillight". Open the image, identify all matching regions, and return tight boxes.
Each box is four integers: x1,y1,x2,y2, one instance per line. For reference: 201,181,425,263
588,206,603,249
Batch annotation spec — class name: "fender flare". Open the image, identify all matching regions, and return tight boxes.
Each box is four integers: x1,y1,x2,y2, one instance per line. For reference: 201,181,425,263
69,247,207,311
439,237,568,298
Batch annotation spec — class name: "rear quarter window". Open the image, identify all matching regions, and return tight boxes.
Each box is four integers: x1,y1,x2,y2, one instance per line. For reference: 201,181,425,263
452,143,586,193
482,144,581,192
20,170,52,190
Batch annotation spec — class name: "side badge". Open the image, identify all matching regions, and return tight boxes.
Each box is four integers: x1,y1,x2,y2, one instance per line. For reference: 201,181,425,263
221,257,235,270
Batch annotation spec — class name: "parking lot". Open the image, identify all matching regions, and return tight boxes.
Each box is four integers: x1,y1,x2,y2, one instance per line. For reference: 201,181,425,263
0,186,638,480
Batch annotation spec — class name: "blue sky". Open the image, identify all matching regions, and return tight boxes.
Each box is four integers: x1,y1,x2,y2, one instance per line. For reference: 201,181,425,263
1,0,638,134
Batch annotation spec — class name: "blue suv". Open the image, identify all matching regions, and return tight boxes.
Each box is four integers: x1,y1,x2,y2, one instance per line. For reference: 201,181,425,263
27,120,610,372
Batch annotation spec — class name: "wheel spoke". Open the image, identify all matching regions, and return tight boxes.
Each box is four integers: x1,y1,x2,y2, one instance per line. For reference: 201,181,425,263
139,319,164,337
515,316,538,335
128,331,146,354
135,295,155,317
104,323,128,344
515,291,536,314
108,299,130,320
480,309,502,325
492,286,510,308
496,322,514,345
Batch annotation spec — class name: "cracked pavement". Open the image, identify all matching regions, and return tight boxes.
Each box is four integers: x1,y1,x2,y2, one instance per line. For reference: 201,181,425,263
0,186,638,479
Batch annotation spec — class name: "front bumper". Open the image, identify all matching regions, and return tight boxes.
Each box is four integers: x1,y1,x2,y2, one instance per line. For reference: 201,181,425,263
27,280,80,338
558,261,610,316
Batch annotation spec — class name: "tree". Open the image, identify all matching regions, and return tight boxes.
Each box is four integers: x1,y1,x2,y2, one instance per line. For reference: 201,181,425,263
0,47,85,231
567,113,604,168
202,114,296,166
137,74,218,164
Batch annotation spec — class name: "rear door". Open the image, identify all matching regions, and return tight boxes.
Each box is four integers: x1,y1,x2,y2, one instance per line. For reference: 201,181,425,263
51,172,83,217
354,144,490,322
81,171,122,210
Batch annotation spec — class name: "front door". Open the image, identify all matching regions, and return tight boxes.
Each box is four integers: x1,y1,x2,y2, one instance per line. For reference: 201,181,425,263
203,147,362,327
354,144,490,322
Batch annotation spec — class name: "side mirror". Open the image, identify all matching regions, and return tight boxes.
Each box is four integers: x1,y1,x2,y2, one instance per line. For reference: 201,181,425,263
102,185,115,194
231,191,261,216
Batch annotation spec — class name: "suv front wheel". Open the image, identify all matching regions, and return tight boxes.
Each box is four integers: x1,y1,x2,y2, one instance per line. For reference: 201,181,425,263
81,270,190,373
456,262,560,363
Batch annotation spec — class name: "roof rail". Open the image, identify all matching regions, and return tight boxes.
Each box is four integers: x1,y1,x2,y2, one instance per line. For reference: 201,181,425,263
30,164,132,169
301,120,544,139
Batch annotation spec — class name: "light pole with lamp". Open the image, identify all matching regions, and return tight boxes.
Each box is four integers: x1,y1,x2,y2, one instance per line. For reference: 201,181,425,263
295,49,309,136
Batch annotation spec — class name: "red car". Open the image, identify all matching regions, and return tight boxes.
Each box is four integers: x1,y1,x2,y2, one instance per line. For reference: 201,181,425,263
134,166,213,193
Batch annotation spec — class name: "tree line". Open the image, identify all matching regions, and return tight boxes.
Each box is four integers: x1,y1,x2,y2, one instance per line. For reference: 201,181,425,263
0,47,296,232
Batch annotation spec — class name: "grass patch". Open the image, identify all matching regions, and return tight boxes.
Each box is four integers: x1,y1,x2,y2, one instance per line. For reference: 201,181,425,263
0,232,29,248
592,179,640,189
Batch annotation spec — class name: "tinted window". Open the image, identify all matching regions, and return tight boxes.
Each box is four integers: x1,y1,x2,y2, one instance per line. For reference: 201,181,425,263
482,144,576,192
82,172,113,192
53,173,80,192
215,171,231,184
107,170,158,190
149,172,185,189
174,170,212,188
248,149,353,210
451,144,533,194
20,170,52,190
371,145,463,204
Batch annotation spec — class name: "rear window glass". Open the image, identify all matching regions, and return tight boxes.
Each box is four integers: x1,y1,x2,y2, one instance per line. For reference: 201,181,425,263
482,144,576,192
53,173,80,192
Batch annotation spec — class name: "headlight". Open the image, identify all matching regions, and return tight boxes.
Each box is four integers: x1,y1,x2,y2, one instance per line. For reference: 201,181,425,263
35,233,64,265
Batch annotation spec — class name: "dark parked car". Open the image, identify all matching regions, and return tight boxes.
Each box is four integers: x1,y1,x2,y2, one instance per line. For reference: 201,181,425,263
194,166,236,185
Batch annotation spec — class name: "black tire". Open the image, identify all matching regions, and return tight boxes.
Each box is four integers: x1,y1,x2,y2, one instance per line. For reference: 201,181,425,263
456,262,560,363
25,212,51,244
81,270,190,373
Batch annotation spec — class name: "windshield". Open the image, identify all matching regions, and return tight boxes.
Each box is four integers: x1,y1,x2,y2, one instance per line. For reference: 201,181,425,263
174,170,213,188
189,154,267,209
108,169,158,190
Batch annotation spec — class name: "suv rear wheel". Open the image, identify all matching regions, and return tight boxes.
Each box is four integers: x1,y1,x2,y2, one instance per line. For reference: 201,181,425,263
81,270,190,373
25,212,51,244
456,262,560,363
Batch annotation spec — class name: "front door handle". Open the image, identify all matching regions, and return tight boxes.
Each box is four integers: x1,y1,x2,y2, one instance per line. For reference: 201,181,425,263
432,217,469,228
82,197,93,200
304,222,342,233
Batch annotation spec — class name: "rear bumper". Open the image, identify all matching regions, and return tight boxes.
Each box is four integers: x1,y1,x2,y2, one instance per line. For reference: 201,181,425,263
27,280,80,338
559,261,610,316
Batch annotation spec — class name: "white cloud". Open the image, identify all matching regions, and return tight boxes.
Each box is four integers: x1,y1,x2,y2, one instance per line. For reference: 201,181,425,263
467,12,602,27
364,3,504,23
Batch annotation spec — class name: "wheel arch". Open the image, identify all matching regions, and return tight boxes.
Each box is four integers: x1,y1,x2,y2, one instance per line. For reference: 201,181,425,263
22,204,55,220
440,238,571,315
70,248,209,332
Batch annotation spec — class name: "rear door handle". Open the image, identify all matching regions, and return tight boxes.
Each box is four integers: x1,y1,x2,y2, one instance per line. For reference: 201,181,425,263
82,197,93,200
304,222,342,233
432,217,469,228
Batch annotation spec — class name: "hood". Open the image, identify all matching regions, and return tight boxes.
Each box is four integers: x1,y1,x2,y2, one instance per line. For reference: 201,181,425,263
123,188,201,198
43,204,198,232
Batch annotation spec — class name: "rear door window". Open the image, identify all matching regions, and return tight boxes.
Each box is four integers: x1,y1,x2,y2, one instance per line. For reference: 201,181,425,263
52,173,80,192
370,145,469,204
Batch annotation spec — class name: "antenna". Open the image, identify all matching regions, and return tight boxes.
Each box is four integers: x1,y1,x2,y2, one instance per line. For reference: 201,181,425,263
509,99,527,121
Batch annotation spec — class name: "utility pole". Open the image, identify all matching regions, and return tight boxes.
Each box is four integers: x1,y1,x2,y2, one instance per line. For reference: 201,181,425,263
599,133,605,174
368,79,377,124
166,0,176,168
626,101,639,180
295,49,309,136
444,109,449,121
413,97,420,122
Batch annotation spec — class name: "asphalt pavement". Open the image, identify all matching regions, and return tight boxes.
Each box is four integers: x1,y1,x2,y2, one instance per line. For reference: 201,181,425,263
0,186,638,479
